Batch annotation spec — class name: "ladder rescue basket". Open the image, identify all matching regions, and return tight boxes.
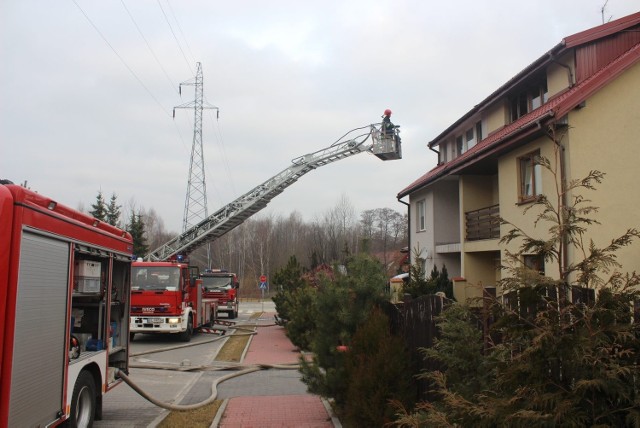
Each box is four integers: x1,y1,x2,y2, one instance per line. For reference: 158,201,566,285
371,125,402,160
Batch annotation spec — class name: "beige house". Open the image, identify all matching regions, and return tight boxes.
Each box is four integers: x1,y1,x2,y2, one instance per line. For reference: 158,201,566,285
398,12,640,303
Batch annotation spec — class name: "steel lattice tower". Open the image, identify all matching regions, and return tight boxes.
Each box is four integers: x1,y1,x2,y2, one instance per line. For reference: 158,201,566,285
174,62,218,234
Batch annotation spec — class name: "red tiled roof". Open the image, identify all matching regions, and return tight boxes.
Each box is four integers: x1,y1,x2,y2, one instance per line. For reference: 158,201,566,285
398,41,640,199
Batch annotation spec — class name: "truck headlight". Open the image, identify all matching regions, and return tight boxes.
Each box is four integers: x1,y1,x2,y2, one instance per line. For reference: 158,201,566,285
168,317,181,324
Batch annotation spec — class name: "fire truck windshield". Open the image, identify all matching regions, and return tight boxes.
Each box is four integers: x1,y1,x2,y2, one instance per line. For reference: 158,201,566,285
132,267,181,291
202,276,233,291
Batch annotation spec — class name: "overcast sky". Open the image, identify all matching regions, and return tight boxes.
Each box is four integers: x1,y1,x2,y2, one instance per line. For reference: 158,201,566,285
2,1,638,233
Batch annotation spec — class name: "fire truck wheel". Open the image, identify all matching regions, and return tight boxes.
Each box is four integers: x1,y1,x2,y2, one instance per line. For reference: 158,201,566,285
180,315,193,342
68,370,96,428
129,332,135,342
231,302,238,319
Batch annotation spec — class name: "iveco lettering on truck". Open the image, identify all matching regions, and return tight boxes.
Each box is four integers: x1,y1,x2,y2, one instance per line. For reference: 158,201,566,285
0,181,133,427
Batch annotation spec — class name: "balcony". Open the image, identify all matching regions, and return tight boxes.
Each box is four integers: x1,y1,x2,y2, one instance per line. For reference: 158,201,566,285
465,204,500,241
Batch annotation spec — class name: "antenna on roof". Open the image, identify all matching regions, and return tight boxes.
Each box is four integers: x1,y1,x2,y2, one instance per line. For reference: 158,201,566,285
600,1,612,24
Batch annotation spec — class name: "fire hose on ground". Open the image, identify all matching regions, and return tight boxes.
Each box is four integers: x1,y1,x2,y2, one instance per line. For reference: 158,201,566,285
114,320,300,411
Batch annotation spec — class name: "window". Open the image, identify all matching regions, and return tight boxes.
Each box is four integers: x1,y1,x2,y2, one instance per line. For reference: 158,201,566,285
465,128,475,149
452,121,482,158
518,151,542,202
533,79,549,109
416,200,426,231
509,77,548,122
475,121,483,143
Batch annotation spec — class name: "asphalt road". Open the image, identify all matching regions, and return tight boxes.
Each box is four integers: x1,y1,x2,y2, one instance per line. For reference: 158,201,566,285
94,300,275,427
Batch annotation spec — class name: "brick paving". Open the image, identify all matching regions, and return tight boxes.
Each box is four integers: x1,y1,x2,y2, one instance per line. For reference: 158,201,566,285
219,395,333,428
215,314,337,427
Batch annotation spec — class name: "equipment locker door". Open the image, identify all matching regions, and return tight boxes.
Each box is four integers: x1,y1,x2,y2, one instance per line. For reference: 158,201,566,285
9,231,69,426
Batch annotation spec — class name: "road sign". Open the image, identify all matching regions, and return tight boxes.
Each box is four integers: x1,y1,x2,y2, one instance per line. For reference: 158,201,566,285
259,282,267,289
260,275,267,283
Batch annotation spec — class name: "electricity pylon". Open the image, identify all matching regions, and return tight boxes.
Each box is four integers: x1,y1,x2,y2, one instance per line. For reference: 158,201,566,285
173,62,218,266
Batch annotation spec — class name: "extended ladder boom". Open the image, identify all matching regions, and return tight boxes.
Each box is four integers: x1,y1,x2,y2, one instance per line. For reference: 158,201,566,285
146,124,401,261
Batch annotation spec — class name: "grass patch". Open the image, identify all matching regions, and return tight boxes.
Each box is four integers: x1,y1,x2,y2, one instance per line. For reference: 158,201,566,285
157,401,221,428
157,313,261,427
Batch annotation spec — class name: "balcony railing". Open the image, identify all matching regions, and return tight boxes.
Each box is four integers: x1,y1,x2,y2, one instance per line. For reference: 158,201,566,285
465,204,500,241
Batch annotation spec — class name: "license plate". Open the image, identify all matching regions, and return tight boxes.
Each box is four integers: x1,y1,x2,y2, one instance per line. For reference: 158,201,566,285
149,317,164,323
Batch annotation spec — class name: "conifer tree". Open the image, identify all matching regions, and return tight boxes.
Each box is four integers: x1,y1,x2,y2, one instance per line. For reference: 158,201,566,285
89,190,107,221
403,248,453,298
272,255,306,322
300,254,388,412
127,211,148,258
402,247,429,297
105,193,121,227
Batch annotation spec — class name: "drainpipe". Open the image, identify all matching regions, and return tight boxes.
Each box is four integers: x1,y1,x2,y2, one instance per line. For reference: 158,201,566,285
549,53,575,88
429,146,441,164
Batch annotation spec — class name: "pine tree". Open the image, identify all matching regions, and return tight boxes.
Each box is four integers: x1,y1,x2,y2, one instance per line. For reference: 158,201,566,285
403,247,429,297
272,255,306,322
271,256,317,349
105,193,121,227
127,211,148,258
89,190,107,221
403,248,453,298
300,254,388,412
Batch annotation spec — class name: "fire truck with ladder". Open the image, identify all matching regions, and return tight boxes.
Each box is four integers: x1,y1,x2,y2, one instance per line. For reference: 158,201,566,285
0,181,133,427
131,120,401,330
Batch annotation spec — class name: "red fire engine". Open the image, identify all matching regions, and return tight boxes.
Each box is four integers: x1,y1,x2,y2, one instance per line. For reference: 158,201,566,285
200,269,240,319
0,182,133,427
129,259,218,342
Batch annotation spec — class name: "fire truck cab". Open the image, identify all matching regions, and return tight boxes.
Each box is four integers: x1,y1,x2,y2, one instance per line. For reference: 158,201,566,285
0,182,133,427
130,259,218,341
200,269,240,319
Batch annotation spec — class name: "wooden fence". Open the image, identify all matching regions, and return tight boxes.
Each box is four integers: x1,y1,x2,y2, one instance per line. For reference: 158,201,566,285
381,285,611,400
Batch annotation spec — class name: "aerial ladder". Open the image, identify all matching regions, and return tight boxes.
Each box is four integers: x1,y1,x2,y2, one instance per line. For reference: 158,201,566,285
145,122,401,261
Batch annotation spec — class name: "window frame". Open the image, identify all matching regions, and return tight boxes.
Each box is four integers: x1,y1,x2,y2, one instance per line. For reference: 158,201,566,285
452,121,482,159
416,199,426,232
509,77,549,123
518,150,542,203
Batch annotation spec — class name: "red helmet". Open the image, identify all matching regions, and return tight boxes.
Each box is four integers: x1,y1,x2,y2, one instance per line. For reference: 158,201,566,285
384,109,392,116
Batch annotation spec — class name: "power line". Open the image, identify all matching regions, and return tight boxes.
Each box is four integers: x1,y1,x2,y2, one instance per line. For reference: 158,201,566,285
120,0,177,94
165,0,197,65
157,0,193,75
71,0,172,117
206,108,236,197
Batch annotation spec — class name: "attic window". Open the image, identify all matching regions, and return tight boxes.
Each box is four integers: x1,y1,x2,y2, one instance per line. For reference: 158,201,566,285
453,121,482,158
509,77,548,122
